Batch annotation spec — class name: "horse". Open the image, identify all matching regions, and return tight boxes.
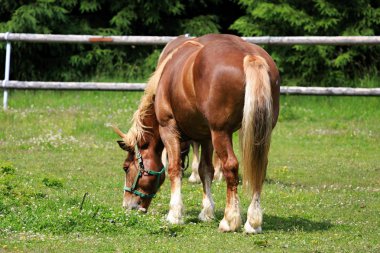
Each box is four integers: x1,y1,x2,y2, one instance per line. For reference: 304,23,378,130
113,34,280,233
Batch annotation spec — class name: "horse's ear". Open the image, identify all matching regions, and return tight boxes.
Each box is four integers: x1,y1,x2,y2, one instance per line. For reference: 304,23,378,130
117,140,128,151
117,140,134,153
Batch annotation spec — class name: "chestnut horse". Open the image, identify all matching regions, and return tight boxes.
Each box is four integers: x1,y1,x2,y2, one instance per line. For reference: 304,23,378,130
114,34,280,233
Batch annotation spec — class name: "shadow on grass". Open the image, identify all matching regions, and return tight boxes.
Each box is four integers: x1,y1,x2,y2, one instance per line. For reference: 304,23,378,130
265,177,306,188
264,214,333,232
186,209,332,233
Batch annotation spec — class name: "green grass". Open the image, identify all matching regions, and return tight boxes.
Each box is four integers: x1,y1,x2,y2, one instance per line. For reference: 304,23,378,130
1,90,379,252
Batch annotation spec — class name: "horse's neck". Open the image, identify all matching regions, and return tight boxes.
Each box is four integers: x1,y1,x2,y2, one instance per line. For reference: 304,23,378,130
141,106,163,153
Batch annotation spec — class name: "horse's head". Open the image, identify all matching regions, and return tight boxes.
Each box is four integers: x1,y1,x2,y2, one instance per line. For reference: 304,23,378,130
114,126,165,212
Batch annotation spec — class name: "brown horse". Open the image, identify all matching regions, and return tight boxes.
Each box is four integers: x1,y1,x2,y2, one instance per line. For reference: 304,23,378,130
114,34,280,233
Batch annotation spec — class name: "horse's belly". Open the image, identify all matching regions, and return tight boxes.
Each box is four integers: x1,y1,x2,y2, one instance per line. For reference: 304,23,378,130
172,100,211,141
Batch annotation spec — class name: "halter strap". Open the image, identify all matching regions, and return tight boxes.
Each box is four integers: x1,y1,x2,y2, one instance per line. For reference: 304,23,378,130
123,145,165,199
123,166,165,198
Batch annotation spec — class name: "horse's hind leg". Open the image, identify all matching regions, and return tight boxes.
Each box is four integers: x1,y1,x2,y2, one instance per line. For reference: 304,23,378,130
198,140,215,222
212,131,242,232
244,158,267,234
188,141,201,183
160,124,184,225
244,191,263,234
213,154,223,182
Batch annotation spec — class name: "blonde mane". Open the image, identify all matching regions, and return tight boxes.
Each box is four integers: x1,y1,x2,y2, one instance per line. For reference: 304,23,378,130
123,40,204,147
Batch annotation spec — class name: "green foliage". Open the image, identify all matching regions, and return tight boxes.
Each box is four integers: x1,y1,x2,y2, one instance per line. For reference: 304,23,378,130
1,160,15,175
42,177,63,188
0,0,68,33
0,161,16,203
79,0,101,13
0,0,240,82
0,1,379,85
231,0,380,86
110,7,137,34
180,15,221,36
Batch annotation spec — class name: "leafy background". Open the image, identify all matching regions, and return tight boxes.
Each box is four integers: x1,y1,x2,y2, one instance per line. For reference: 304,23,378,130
0,0,379,86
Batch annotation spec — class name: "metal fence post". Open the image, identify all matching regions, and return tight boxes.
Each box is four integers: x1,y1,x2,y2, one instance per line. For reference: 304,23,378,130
3,32,11,110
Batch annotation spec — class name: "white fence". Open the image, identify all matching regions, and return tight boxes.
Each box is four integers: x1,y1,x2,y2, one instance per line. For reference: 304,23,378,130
3,81,380,96
2,33,380,109
2,33,380,45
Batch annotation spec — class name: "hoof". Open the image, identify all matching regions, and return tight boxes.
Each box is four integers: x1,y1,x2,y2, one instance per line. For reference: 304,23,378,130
166,206,184,225
198,210,214,222
166,213,184,225
244,221,262,234
218,216,242,232
188,174,201,184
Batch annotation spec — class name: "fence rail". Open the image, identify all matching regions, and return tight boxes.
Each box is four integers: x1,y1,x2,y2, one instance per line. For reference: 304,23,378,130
2,81,146,91
2,33,380,109
3,80,380,96
1,33,380,45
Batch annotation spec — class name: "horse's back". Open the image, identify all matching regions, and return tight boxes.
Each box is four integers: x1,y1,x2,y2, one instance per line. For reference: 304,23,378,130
158,35,192,66
196,34,245,44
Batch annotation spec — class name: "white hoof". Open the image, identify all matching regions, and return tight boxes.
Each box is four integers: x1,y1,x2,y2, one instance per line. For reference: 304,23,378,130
198,208,214,222
188,173,201,184
245,194,263,234
244,221,262,234
218,215,242,232
218,218,232,232
166,211,184,225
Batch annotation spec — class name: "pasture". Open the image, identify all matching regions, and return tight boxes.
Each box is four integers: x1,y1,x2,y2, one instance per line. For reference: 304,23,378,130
0,90,379,252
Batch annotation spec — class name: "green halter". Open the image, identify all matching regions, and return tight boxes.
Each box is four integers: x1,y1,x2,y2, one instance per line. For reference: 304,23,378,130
123,145,165,199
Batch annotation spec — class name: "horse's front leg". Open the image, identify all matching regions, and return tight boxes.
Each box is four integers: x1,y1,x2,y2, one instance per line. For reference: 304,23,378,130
212,130,242,232
159,124,184,224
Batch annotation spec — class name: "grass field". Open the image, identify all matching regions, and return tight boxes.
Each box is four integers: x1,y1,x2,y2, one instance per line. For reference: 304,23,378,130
1,90,379,252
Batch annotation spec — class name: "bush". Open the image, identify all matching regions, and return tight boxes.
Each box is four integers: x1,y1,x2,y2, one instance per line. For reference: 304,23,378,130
1,1,379,86
1,161,15,175
230,0,380,86
42,177,63,188
0,0,236,82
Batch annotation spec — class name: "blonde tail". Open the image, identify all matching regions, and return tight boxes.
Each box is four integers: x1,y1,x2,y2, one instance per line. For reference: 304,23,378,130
240,55,273,196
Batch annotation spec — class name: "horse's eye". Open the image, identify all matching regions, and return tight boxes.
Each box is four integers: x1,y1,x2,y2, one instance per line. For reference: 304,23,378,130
123,166,129,173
